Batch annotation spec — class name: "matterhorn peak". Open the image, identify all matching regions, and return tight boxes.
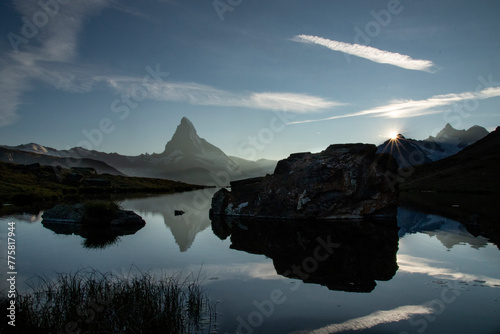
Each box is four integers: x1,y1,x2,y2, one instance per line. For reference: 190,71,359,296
173,117,198,139
179,117,196,133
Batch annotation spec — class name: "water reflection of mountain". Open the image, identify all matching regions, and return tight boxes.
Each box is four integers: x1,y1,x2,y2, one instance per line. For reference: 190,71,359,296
400,192,500,249
398,207,489,249
42,221,144,249
122,189,218,252
211,217,399,293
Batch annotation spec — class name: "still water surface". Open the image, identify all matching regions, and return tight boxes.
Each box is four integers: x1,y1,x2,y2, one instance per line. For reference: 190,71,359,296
1,189,499,333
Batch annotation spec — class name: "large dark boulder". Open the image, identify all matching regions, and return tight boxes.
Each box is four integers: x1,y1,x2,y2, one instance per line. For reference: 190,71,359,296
210,144,398,219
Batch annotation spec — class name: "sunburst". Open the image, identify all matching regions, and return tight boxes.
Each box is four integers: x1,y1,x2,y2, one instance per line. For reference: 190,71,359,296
389,132,399,141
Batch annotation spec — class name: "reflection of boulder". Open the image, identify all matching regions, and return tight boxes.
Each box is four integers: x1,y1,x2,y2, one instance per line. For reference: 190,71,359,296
211,216,399,292
211,144,399,219
41,221,145,249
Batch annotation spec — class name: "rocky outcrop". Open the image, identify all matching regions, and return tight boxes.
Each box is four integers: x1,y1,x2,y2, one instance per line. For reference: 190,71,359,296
210,144,399,219
42,203,146,226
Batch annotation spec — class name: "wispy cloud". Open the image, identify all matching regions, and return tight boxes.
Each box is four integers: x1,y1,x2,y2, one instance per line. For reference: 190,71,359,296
249,92,342,113
0,3,341,127
12,0,109,62
105,0,157,21
292,34,437,72
0,0,110,126
288,86,500,125
102,76,343,113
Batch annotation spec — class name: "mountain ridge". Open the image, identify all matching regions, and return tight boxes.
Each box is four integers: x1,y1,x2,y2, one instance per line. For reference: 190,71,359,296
2,120,490,186
377,123,489,167
401,126,500,193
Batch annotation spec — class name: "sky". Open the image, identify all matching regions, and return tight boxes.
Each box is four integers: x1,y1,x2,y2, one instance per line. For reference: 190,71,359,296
0,0,499,160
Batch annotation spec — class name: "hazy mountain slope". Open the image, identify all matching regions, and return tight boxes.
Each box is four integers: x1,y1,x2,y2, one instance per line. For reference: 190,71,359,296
0,147,124,175
228,156,277,178
401,126,500,193
430,123,489,147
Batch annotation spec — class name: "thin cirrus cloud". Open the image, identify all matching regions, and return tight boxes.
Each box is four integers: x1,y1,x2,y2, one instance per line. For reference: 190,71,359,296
0,62,341,127
106,76,343,113
288,86,500,125
292,34,437,73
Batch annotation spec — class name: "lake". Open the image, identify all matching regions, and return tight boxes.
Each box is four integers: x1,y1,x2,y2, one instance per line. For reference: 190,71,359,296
1,189,499,334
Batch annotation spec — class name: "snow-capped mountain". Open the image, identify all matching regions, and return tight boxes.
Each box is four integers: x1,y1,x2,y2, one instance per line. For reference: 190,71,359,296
4,143,69,157
377,123,489,167
1,117,277,185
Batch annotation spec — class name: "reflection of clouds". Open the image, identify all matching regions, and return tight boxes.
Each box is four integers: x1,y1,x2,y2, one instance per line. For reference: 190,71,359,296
110,262,281,284
398,254,500,287
200,262,281,281
9,212,43,223
306,305,433,334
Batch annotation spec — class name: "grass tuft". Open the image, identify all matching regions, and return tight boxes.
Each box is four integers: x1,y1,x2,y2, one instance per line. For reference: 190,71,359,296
1,269,216,333
82,200,121,225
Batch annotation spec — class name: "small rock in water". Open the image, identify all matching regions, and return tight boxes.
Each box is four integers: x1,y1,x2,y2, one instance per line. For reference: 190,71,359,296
432,280,448,285
175,210,185,216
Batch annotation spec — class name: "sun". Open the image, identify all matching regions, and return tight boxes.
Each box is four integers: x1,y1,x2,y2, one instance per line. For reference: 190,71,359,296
389,132,399,140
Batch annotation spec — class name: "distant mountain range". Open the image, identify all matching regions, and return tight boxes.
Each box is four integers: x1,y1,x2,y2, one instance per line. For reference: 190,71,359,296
0,117,277,185
1,120,494,187
377,123,489,168
401,126,500,193
0,146,123,175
